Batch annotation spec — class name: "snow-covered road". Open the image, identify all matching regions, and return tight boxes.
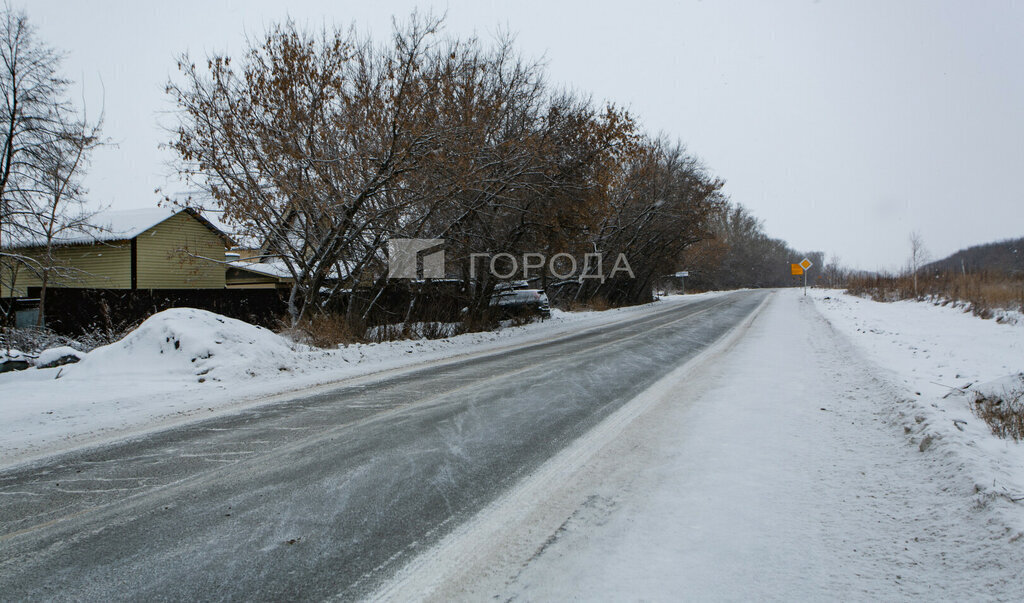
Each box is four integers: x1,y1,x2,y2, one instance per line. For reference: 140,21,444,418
0,291,765,600
380,289,1024,601
4,288,1021,600
0,292,724,466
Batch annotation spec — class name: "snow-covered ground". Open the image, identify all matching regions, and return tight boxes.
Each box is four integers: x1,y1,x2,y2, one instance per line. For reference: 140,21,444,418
811,289,1024,527
0,293,716,467
8,287,1024,598
378,288,1024,601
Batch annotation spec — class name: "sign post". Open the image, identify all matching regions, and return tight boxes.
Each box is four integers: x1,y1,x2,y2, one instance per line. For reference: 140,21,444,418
799,258,813,295
674,271,689,294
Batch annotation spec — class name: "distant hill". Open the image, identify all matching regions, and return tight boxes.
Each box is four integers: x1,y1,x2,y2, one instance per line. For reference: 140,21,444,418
925,237,1024,274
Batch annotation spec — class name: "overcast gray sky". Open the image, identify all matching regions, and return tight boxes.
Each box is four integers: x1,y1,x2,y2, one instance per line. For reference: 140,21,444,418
25,0,1024,271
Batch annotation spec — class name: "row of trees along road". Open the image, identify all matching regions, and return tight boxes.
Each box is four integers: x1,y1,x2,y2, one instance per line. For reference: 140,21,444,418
166,15,727,326
682,203,823,291
3,8,820,335
0,7,103,327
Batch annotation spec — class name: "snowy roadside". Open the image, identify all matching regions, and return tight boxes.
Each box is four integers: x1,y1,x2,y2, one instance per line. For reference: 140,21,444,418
377,289,1024,600
811,288,1024,525
0,292,719,467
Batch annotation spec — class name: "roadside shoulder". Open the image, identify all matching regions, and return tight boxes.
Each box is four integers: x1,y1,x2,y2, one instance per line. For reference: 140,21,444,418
810,288,1024,532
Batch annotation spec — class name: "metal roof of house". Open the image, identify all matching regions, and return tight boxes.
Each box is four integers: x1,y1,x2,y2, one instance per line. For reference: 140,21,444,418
3,207,234,249
227,259,357,282
227,260,294,280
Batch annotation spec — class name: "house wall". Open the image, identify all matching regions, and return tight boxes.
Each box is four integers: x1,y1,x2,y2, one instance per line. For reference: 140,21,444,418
135,211,226,289
2,211,227,297
1,243,131,297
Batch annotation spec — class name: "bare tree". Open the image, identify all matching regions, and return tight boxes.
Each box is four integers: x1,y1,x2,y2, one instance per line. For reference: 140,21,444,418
167,15,449,325
908,230,930,298
167,14,729,328
821,254,845,289
0,6,103,330
681,201,824,291
23,109,103,324
577,137,723,304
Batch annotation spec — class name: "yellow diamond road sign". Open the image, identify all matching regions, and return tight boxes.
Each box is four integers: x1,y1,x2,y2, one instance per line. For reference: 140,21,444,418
799,258,812,271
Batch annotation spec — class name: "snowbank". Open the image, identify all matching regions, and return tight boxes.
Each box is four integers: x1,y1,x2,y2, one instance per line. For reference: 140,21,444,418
0,294,716,465
34,346,85,368
0,348,32,372
0,348,30,364
80,308,302,383
812,289,1024,525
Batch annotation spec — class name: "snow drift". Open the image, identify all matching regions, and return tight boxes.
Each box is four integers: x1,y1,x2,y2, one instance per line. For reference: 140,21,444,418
78,308,302,383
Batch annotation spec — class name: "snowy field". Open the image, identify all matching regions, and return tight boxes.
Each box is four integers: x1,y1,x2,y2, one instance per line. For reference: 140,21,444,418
379,288,1024,601
0,293,717,467
811,289,1024,530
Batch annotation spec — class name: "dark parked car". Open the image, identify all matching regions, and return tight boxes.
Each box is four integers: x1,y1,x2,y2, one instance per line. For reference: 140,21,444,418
490,282,551,318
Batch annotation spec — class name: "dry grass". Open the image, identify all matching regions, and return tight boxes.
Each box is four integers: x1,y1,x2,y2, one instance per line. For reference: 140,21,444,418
364,321,464,343
287,312,476,347
567,296,611,312
972,387,1024,441
845,271,1024,321
289,313,366,347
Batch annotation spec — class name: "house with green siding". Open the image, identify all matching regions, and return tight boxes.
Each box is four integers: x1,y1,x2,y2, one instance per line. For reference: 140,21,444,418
1,208,234,297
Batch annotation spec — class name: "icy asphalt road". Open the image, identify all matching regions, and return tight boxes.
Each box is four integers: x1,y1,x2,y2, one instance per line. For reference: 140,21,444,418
0,290,766,600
